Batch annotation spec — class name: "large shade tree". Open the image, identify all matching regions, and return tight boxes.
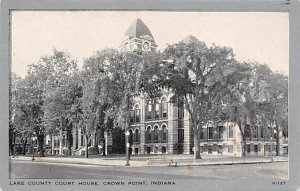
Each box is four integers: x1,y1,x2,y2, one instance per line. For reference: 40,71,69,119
161,40,251,159
80,49,162,158
42,50,81,156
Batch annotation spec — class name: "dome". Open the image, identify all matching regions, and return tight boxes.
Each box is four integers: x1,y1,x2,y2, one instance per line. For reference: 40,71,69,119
125,18,155,42
181,35,200,44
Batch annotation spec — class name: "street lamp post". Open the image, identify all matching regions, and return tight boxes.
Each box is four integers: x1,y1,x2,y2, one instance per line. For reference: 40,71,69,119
125,130,130,166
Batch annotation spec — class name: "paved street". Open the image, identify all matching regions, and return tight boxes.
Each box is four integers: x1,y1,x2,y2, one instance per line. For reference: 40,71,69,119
10,160,288,179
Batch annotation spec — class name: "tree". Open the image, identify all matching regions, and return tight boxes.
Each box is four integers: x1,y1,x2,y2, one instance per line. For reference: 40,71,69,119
42,49,80,156
161,40,250,159
224,63,288,156
12,70,45,156
80,48,162,159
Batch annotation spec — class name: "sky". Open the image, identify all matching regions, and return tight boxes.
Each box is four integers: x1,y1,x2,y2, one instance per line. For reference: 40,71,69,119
11,11,289,78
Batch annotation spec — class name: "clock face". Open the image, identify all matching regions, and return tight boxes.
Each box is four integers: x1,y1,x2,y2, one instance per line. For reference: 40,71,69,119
143,42,150,50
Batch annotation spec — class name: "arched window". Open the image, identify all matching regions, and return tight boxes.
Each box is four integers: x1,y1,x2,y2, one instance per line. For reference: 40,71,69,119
147,101,152,120
162,97,168,118
154,125,159,141
162,125,167,141
217,122,223,139
155,102,160,119
135,105,140,123
207,122,213,140
135,129,139,142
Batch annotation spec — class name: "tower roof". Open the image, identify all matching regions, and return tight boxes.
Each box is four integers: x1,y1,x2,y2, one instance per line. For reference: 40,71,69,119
181,35,200,44
125,18,154,41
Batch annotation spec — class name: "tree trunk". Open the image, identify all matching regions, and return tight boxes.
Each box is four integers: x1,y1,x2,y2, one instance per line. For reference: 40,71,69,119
37,134,45,157
66,129,72,156
102,139,106,156
242,136,246,157
276,125,280,156
194,129,201,159
94,132,99,155
238,122,246,157
22,142,26,155
85,135,89,158
9,131,14,156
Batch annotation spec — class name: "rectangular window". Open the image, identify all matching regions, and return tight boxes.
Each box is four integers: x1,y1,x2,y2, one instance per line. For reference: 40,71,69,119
254,145,258,152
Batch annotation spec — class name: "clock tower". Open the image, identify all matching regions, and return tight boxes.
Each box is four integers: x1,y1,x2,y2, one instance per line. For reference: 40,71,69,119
121,18,157,52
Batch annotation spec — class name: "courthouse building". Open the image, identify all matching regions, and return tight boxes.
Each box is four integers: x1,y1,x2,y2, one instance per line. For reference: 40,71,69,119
12,18,286,157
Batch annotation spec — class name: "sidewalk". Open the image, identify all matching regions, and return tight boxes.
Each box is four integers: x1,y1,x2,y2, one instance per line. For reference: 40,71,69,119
10,154,288,167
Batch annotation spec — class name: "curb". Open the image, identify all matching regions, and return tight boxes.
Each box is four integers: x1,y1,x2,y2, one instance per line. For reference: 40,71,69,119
10,157,288,167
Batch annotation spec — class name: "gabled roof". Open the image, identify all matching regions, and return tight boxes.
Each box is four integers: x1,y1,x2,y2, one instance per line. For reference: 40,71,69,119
125,18,155,42
181,35,200,43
